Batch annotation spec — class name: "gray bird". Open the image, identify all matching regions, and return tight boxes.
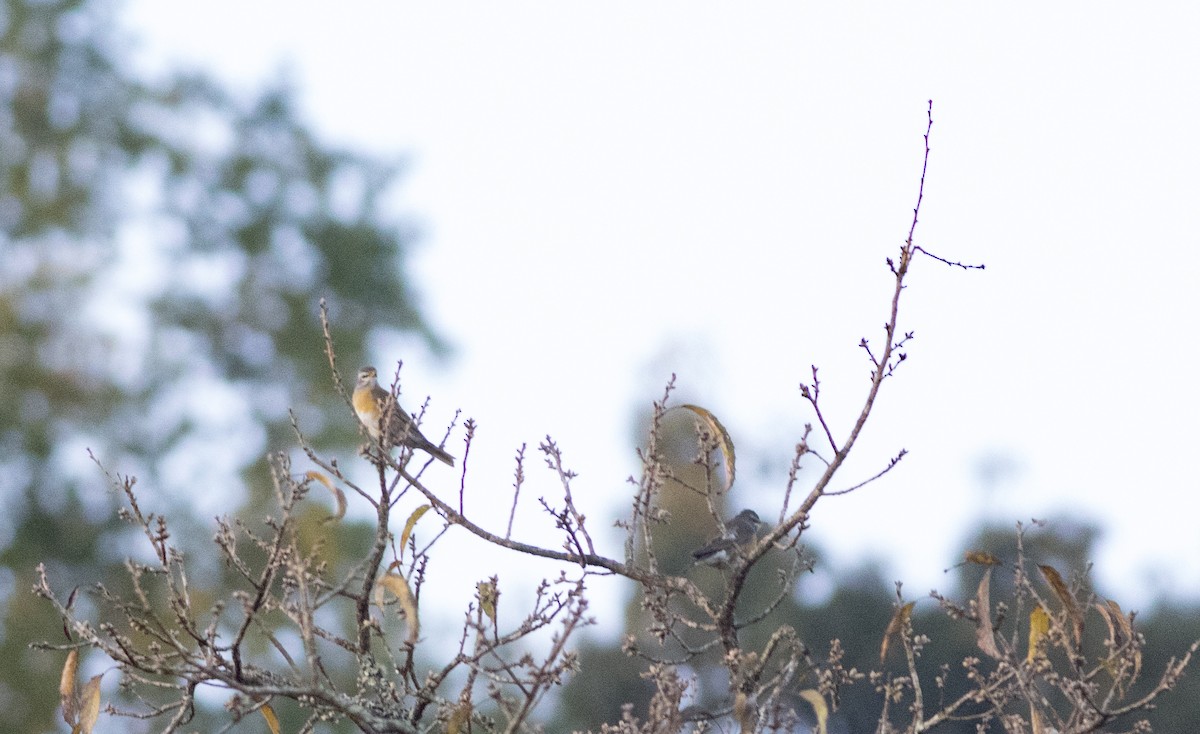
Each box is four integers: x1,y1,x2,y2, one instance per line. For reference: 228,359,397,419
692,509,763,567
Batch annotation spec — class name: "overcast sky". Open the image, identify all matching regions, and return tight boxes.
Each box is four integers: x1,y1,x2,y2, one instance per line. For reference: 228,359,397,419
120,3,1200,621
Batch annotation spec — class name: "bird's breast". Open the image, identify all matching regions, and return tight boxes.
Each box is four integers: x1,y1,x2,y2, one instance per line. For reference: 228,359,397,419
352,389,380,420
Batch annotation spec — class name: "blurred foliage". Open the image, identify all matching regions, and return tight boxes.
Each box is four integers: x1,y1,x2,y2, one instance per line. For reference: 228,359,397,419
550,474,1200,734
5,1,1197,731
0,0,441,729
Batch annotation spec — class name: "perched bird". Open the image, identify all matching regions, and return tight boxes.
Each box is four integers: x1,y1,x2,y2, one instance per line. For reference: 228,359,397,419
692,509,763,567
352,366,456,467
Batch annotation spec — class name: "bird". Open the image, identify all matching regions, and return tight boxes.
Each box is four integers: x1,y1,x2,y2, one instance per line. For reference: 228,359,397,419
692,509,763,567
352,365,456,467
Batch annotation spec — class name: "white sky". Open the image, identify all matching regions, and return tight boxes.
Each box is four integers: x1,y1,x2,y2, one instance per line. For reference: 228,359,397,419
119,2,1200,623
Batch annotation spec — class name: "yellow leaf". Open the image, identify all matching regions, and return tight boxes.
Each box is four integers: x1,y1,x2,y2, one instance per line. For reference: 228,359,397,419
477,578,498,625
76,674,103,734
400,504,433,558
733,690,756,734
680,404,736,493
1030,704,1044,734
261,703,280,734
974,567,1001,659
1028,605,1051,662
964,550,1002,566
447,701,472,734
60,649,79,727
1039,564,1083,644
306,470,346,522
798,689,828,734
880,601,915,663
376,572,420,645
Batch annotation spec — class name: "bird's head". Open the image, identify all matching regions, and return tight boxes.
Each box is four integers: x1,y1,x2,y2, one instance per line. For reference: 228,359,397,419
356,366,378,389
736,509,762,527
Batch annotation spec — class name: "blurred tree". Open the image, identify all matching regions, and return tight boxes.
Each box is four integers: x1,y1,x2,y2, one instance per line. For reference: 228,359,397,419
16,74,1190,729
0,0,440,729
549,496,1200,734
1138,600,1200,731
547,400,817,731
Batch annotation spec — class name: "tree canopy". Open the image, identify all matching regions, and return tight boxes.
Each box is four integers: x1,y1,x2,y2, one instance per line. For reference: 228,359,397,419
2,0,438,728
7,3,1200,733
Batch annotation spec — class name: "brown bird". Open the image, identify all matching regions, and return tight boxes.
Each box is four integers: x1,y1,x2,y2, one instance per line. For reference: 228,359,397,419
352,366,456,467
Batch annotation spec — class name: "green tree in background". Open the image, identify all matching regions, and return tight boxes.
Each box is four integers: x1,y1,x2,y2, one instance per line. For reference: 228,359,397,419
544,352,1198,734
551,511,1200,734
1,0,439,729
11,5,1198,731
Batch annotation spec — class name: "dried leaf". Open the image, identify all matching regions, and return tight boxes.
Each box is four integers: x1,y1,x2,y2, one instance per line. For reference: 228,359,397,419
1039,564,1083,644
733,690,757,733
1028,605,1051,662
1093,601,1121,678
1037,564,1071,603
63,587,79,641
400,504,433,558
965,550,1002,566
1094,600,1117,643
1093,604,1123,682
1111,601,1140,683
261,703,280,734
680,404,736,493
1030,704,1045,734
798,689,828,734
1105,599,1134,645
376,572,420,645
974,567,1001,658
1096,598,1140,688
880,601,915,663
76,674,103,734
306,470,346,522
477,578,498,625
60,649,79,727
447,701,472,734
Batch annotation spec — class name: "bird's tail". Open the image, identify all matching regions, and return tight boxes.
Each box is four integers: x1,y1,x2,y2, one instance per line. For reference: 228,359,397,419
425,443,456,467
